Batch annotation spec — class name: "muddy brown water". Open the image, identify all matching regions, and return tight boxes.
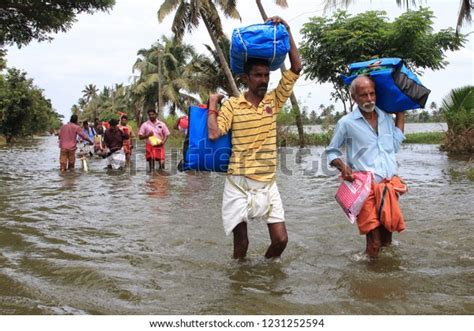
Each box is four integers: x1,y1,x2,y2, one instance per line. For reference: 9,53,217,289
0,136,472,314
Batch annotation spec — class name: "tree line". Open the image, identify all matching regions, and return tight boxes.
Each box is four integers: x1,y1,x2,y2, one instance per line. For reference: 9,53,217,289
0,51,62,142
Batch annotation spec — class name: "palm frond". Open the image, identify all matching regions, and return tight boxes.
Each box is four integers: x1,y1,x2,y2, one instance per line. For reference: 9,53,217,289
202,3,224,37
395,0,420,8
216,0,241,20
441,85,474,132
157,0,181,22
456,0,472,33
171,2,190,40
274,0,289,8
323,0,353,11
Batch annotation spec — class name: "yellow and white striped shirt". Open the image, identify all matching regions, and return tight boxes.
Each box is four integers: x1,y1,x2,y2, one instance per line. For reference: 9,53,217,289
217,69,299,182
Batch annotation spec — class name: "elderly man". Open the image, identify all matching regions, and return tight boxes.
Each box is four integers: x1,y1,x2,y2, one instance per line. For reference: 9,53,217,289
207,16,302,260
326,75,407,258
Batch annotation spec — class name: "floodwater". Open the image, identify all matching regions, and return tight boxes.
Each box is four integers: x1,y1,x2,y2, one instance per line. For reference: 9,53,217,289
0,135,472,315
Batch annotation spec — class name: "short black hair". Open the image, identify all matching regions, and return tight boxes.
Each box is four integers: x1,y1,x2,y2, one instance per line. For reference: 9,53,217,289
121,114,128,120
147,109,157,114
243,58,269,75
109,118,118,126
70,114,78,123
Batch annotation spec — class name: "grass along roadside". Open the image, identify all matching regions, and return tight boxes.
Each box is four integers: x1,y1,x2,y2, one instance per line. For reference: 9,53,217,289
403,132,444,144
279,131,444,146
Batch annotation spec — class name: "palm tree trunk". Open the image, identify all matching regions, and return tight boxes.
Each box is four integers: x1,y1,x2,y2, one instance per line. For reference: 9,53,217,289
255,0,305,147
158,58,163,117
201,14,240,97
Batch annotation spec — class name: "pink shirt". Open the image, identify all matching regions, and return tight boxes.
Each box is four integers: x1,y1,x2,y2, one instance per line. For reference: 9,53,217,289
138,120,170,145
58,122,88,150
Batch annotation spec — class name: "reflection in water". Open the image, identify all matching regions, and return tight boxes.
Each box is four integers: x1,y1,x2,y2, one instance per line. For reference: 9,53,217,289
145,172,170,198
0,137,473,314
227,259,290,296
59,171,80,189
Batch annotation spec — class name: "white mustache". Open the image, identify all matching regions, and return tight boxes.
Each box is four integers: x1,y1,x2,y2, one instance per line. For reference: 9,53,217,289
361,102,376,112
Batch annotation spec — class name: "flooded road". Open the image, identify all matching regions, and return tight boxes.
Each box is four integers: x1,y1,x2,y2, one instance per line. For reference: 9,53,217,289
0,136,472,314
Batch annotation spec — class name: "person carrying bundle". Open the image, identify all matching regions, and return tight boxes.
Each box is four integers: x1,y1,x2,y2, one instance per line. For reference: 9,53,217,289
138,109,170,171
207,16,301,260
326,75,407,258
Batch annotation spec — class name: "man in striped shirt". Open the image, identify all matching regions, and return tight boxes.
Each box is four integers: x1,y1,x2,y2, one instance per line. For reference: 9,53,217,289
208,16,302,260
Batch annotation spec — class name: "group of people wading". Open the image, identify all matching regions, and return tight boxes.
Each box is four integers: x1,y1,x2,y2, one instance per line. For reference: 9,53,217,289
58,17,408,260
58,109,177,172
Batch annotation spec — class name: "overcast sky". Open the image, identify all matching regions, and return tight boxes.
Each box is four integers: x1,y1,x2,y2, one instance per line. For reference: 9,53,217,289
5,0,473,120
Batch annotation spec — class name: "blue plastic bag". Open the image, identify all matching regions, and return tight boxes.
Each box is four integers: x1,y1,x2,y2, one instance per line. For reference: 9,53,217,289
180,105,232,172
230,21,290,75
341,58,431,112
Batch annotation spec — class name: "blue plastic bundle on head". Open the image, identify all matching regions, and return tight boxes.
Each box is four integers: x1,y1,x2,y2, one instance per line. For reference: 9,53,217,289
230,21,290,75
180,105,232,172
341,58,431,113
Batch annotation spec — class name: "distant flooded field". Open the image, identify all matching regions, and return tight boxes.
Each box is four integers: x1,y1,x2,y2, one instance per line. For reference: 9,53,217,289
0,136,472,314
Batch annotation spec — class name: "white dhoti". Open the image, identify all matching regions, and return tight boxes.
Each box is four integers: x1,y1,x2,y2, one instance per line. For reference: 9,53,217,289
106,149,126,169
222,175,285,236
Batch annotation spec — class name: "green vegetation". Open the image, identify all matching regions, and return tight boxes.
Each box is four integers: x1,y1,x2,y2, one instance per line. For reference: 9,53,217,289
467,167,474,181
300,7,465,113
0,67,62,142
446,167,474,181
278,132,333,147
278,131,445,147
0,0,115,48
440,85,474,155
323,0,472,34
73,34,243,126
404,132,444,144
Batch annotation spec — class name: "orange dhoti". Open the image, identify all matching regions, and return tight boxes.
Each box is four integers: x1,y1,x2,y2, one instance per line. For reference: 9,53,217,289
356,176,408,235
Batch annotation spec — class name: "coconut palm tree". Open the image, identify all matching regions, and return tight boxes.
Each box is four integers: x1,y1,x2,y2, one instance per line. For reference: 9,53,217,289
255,0,305,147
157,0,241,97
132,36,200,117
81,83,99,119
323,0,472,34
81,84,98,104
160,35,201,116
188,36,243,98
70,104,81,116
132,41,166,117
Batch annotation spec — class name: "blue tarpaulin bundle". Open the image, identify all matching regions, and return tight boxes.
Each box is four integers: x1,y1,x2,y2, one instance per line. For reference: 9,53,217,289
179,105,231,172
341,58,431,112
230,21,290,75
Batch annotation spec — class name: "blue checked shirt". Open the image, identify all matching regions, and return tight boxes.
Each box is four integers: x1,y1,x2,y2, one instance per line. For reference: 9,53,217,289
325,106,405,182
